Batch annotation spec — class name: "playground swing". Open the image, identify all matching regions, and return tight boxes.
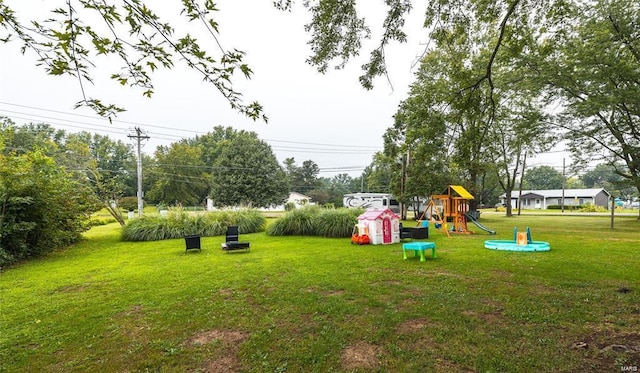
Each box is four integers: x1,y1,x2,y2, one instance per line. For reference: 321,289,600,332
418,185,496,237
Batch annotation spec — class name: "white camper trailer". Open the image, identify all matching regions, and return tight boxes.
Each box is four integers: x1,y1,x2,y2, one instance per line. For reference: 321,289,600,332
343,193,400,213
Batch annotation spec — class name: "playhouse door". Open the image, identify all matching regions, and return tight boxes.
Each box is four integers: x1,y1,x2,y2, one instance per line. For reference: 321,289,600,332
382,218,392,244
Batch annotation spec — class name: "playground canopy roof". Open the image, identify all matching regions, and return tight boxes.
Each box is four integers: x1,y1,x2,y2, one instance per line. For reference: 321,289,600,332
446,185,475,200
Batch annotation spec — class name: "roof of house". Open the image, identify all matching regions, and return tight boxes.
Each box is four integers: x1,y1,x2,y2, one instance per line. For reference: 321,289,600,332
288,192,311,200
503,188,610,199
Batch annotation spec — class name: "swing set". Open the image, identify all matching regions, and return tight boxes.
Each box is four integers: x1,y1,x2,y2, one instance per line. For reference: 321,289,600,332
419,185,474,238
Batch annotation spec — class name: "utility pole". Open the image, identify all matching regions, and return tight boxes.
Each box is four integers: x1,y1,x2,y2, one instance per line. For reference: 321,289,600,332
561,158,566,213
517,152,527,216
128,127,149,217
400,153,406,220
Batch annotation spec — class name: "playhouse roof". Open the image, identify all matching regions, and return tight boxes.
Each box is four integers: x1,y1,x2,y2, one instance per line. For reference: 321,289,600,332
447,185,475,199
357,208,400,220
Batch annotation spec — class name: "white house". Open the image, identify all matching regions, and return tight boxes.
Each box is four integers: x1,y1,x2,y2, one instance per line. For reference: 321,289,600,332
500,188,611,210
207,192,313,211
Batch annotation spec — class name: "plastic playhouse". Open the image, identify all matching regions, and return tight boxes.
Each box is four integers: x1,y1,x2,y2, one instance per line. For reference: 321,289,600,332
356,208,400,245
484,227,550,252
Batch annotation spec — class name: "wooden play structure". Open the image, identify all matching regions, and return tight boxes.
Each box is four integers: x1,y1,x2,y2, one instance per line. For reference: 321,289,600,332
419,185,474,238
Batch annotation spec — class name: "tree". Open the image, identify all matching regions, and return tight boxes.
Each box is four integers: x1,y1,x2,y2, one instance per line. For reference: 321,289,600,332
284,158,322,194
147,142,209,206
1,1,265,121
187,126,243,167
210,131,289,208
538,0,640,218
0,120,137,225
2,1,567,122
581,163,634,199
65,132,138,224
523,166,563,190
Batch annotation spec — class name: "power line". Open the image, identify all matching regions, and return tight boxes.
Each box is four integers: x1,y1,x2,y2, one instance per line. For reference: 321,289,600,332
0,101,383,150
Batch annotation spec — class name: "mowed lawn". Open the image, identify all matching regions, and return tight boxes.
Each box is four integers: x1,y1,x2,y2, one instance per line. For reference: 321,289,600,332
1,214,639,372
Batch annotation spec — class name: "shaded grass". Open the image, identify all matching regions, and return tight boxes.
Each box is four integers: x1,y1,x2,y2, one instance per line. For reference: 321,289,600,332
1,214,639,372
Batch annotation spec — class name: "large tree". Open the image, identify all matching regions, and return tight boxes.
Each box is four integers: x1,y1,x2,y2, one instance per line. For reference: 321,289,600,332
538,0,640,217
210,131,289,208
523,166,563,190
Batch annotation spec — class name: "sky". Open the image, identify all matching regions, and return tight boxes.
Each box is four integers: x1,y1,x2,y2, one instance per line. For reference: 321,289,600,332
0,0,569,177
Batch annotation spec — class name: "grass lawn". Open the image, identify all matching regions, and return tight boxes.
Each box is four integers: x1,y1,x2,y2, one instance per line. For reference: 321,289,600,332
1,214,639,372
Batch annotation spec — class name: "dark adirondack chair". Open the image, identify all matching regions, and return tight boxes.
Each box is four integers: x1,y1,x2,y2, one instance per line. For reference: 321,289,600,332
221,226,250,253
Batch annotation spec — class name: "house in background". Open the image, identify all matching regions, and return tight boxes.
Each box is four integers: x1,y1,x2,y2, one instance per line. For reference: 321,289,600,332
285,192,312,208
206,192,312,211
500,188,611,210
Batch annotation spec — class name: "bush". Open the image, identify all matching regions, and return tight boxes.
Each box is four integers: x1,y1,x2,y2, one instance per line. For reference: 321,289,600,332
0,151,100,267
267,206,362,237
284,202,296,211
548,205,585,210
118,196,140,211
121,208,265,242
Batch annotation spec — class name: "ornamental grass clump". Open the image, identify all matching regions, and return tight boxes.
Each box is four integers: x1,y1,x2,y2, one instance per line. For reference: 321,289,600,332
315,208,360,238
266,205,321,236
267,206,362,237
206,208,266,234
121,208,265,241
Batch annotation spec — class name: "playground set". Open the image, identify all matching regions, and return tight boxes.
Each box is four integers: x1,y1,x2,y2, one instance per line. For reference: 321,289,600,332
484,227,551,252
419,185,496,237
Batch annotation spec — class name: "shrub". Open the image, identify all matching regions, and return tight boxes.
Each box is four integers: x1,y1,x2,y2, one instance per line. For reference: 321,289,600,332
284,202,296,211
118,196,139,211
0,151,100,266
548,205,585,210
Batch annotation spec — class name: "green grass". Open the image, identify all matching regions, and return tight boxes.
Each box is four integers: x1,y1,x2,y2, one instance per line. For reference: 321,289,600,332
1,214,639,372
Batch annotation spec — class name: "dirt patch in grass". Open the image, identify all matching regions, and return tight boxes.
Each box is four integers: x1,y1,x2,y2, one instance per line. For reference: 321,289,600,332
572,330,640,371
395,318,431,334
341,341,383,370
205,355,242,373
323,289,346,297
218,288,234,298
189,329,249,346
462,309,505,324
121,304,144,316
189,329,249,373
434,357,475,372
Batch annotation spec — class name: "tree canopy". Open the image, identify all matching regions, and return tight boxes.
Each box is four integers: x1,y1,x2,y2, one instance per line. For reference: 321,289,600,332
210,131,289,208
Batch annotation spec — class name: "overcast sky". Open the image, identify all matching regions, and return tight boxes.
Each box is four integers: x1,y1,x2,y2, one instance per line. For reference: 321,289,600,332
0,0,568,177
